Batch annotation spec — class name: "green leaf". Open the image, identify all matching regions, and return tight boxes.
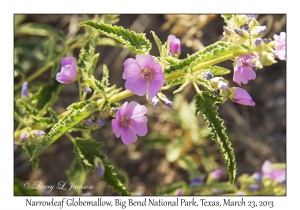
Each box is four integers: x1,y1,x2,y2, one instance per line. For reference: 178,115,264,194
206,65,231,76
150,31,163,57
23,144,39,169
156,181,187,195
30,101,99,160
97,37,124,47
87,53,99,77
77,37,96,77
79,21,152,54
194,92,237,184
195,76,214,91
15,23,66,42
74,138,130,195
100,14,120,25
14,178,39,196
173,81,189,94
101,64,110,86
165,41,246,74
66,156,89,195
31,80,63,116
190,182,237,192
221,14,234,26
177,156,201,180
31,108,59,128
166,138,183,162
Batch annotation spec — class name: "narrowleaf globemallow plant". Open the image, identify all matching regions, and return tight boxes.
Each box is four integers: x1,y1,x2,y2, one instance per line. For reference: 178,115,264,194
14,14,285,195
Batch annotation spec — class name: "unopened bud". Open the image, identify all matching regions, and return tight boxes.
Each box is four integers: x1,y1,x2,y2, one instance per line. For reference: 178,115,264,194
151,96,160,107
82,85,92,93
202,71,214,80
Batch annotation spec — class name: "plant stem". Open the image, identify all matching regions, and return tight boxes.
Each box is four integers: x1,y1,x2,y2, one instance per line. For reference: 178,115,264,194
65,132,76,142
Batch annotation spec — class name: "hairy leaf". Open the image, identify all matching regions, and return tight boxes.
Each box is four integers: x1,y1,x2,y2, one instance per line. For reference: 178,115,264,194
75,138,130,195
66,156,89,195
165,41,247,74
205,65,231,76
23,144,39,169
30,101,99,160
195,92,237,184
15,23,66,42
101,65,110,86
31,80,63,116
156,181,187,195
79,21,152,54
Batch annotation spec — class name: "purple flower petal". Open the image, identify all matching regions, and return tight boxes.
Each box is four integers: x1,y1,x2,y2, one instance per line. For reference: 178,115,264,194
56,57,77,83
233,55,257,85
126,102,147,117
168,35,181,56
111,101,148,145
123,58,141,79
232,87,255,106
148,78,164,100
136,54,155,69
125,77,148,96
121,127,137,145
116,102,128,120
273,32,286,60
123,55,165,98
111,119,122,137
131,116,148,136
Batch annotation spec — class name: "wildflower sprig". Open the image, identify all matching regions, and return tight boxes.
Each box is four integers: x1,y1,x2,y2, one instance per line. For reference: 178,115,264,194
14,14,285,195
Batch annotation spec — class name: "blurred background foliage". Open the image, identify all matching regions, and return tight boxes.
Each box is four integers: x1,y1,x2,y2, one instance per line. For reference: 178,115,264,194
14,14,286,195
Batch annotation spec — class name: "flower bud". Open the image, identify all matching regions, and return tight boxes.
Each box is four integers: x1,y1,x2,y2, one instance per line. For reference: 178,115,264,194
94,157,105,178
218,81,229,90
21,82,29,98
97,120,106,127
56,57,77,83
249,184,260,192
34,130,46,137
189,177,204,187
210,169,222,180
223,26,232,35
251,25,267,35
175,189,182,196
151,96,160,107
202,71,214,80
229,87,255,106
252,172,262,183
254,38,263,46
157,93,173,108
82,85,92,93
168,35,181,57
20,132,29,141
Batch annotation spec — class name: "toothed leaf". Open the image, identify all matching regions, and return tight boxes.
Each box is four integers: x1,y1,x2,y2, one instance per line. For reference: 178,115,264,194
79,21,152,54
194,92,237,184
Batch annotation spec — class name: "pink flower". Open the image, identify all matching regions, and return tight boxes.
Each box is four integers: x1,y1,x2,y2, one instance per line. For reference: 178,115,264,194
168,35,181,56
111,101,148,145
273,32,286,60
233,54,256,85
262,160,286,183
56,57,77,83
231,87,255,106
123,55,165,100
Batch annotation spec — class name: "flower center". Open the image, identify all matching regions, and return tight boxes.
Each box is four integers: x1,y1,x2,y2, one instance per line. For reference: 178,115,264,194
139,68,154,83
241,59,249,68
120,115,131,128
